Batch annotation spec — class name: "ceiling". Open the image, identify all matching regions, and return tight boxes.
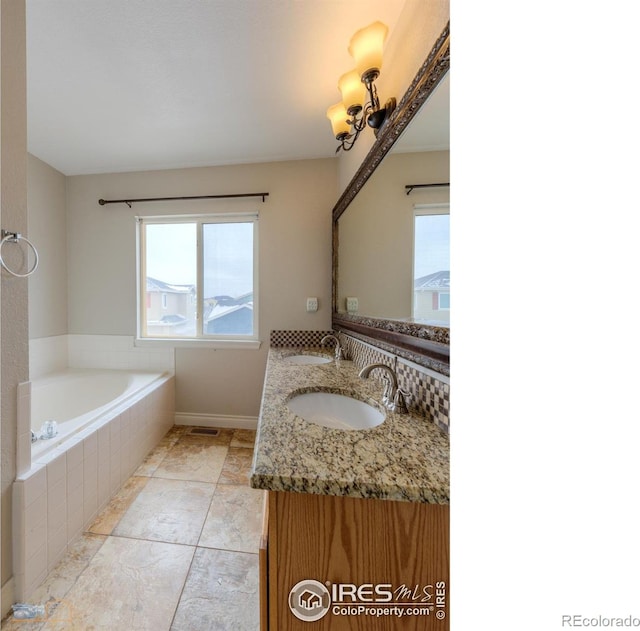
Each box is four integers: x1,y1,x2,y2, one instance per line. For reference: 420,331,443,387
27,0,412,176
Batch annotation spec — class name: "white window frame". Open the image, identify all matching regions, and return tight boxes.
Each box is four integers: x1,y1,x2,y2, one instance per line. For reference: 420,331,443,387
412,203,450,322
136,213,260,349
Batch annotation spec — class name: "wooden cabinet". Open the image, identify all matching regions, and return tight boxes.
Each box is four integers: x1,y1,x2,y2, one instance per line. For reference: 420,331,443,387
259,492,269,630
262,491,449,630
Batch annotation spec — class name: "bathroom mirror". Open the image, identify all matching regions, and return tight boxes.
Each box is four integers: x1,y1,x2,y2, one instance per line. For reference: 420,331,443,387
331,23,450,375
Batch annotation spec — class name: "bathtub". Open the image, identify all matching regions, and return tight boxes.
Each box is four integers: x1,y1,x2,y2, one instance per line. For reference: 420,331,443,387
14,368,175,601
30,368,166,461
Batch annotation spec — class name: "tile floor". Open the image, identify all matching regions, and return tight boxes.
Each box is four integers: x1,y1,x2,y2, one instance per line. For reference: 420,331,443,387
2,426,265,631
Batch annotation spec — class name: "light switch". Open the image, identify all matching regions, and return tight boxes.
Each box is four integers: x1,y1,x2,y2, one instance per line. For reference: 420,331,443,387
346,297,358,313
306,297,318,312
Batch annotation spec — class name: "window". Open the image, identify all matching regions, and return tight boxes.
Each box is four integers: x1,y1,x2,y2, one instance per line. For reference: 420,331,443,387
413,205,450,325
137,214,258,343
438,292,450,310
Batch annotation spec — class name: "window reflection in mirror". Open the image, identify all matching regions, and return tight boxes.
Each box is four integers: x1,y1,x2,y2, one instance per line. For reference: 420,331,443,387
336,150,449,320
413,204,449,325
331,26,450,370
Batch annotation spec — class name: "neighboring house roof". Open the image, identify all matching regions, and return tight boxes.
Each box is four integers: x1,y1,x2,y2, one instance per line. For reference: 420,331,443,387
414,270,450,291
205,303,253,335
205,303,253,323
146,276,195,294
212,291,253,306
203,292,254,320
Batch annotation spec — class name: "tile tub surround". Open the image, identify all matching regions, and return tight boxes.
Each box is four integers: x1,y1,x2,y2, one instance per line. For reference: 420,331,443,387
250,348,449,503
12,376,175,602
29,334,175,380
2,427,262,631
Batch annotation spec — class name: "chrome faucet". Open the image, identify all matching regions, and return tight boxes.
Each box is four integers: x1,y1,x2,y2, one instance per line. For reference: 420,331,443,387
321,334,343,360
358,363,409,414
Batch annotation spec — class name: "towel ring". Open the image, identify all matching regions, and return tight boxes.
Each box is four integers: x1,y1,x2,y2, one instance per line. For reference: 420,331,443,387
0,231,39,278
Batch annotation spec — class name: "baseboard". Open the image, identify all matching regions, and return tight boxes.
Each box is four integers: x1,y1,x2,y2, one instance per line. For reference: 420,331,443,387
174,412,258,430
1,577,15,620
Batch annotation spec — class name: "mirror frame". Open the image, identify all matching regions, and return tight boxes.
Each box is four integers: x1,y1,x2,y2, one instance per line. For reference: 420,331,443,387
332,22,450,375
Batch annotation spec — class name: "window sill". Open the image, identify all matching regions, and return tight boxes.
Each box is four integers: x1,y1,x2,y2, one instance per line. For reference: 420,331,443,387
135,337,262,350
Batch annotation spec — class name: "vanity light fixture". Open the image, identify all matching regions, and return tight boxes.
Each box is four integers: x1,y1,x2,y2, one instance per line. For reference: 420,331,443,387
326,21,396,153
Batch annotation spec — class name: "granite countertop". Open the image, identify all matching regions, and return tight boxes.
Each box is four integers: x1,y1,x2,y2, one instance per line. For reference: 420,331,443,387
249,347,449,504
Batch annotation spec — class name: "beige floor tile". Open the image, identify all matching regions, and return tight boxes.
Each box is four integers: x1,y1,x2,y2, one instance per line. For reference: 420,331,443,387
134,428,184,477
152,440,228,484
88,476,149,535
1,534,106,631
198,485,265,554
170,548,259,631
40,537,194,631
3,425,264,631
161,425,188,441
218,447,254,485
230,429,257,449
2,610,46,631
113,477,215,545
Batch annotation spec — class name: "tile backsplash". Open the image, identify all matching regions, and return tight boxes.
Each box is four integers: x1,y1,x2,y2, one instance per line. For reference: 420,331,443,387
29,335,175,379
269,330,334,348
270,330,449,433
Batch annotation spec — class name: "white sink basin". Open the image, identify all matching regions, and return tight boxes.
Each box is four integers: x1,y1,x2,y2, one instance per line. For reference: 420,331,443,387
287,391,385,430
283,354,332,365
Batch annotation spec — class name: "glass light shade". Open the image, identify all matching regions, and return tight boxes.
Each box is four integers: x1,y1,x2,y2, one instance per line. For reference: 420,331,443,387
348,21,388,78
326,102,351,138
338,70,366,111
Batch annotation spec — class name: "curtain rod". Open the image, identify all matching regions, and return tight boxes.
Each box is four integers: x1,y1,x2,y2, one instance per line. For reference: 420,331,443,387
98,192,269,207
405,183,449,195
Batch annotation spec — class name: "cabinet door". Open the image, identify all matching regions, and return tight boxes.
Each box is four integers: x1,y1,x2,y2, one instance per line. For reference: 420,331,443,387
259,492,269,631
270,491,449,630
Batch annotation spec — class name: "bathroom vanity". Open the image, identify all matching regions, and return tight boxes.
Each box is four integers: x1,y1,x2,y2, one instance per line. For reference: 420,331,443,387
250,348,450,630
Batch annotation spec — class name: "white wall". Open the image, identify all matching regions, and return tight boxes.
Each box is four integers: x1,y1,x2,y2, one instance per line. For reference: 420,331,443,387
338,151,449,318
1,0,28,603
64,158,336,416
337,0,450,193
27,154,67,339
